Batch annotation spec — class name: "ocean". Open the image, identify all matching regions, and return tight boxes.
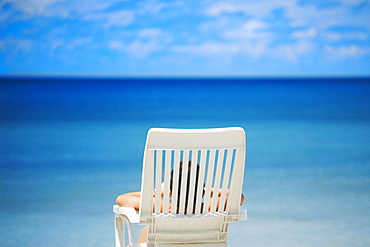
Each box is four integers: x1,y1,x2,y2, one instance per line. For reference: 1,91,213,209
0,77,369,246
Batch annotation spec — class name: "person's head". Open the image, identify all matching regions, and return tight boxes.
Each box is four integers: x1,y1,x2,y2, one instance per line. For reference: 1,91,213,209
169,160,201,213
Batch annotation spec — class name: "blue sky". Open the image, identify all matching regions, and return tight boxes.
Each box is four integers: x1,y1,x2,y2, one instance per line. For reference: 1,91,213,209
1,0,369,76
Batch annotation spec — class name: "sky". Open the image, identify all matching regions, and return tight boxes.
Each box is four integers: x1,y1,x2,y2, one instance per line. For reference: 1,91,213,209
1,0,370,76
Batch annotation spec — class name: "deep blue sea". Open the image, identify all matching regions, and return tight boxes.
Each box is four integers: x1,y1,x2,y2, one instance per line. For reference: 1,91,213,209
0,77,369,246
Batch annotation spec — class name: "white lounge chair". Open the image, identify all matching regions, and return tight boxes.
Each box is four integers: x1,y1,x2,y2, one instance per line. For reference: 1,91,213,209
113,127,247,247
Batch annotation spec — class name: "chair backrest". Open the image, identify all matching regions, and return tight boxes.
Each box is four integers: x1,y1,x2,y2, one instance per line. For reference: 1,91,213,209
139,127,246,246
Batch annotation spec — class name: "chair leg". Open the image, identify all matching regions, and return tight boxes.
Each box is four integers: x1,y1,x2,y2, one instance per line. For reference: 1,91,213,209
115,216,125,247
115,214,135,247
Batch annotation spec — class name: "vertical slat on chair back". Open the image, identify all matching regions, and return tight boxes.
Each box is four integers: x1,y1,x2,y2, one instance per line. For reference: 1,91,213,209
150,148,243,215
140,128,246,221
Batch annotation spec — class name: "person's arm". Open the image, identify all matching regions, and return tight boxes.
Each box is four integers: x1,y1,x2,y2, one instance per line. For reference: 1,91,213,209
116,191,141,211
116,188,171,213
209,188,245,205
206,189,245,211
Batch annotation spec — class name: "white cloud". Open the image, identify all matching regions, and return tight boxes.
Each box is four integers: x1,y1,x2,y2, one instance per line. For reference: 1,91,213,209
1,0,133,22
202,0,370,63
223,20,270,40
109,40,125,51
0,36,32,53
292,28,317,40
138,28,163,38
2,0,370,72
326,45,369,57
83,10,134,27
172,41,234,55
126,41,161,57
206,0,368,31
206,1,285,18
276,41,316,61
109,39,162,57
206,2,240,16
108,28,172,57
139,2,168,14
72,38,92,46
1,0,63,16
138,28,173,44
244,20,269,31
50,39,64,51
0,40,5,50
51,37,93,51
324,31,368,41
340,0,368,5
172,40,269,58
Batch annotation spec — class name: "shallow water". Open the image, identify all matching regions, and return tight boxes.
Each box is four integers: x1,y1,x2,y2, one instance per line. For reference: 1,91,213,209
0,77,369,246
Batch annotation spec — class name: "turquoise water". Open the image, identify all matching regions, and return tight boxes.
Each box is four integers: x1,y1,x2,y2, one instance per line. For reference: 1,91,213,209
0,77,369,246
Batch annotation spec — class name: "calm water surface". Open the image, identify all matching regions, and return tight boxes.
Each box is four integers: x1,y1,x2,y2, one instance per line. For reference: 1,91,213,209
0,77,369,246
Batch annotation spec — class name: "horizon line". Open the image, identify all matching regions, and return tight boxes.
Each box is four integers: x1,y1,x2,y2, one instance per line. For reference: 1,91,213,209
1,72,370,79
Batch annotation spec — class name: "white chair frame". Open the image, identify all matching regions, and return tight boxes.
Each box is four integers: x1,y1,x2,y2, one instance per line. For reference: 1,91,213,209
114,127,247,247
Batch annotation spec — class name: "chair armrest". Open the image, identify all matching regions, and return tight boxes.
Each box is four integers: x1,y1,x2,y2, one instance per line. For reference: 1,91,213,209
113,205,140,223
239,205,247,221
